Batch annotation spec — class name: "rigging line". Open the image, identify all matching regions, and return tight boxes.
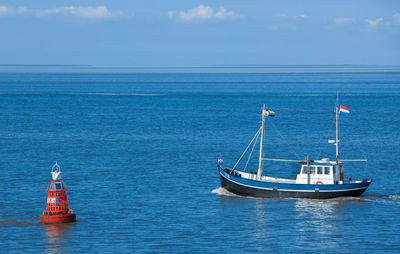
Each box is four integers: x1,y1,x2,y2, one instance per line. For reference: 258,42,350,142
340,120,369,174
341,115,368,160
357,137,368,161
244,128,261,172
266,117,302,161
231,127,262,173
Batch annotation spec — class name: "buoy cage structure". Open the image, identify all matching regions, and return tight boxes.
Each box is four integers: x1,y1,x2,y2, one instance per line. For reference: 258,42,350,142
40,162,76,224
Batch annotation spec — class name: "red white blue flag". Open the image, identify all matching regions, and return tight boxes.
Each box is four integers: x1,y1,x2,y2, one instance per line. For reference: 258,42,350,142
339,105,350,114
218,158,223,163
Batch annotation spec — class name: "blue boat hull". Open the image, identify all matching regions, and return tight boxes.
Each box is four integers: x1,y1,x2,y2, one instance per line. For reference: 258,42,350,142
219,167,372,199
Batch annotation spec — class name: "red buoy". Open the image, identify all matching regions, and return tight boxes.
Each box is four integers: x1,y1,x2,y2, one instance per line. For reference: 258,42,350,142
40,162,76,224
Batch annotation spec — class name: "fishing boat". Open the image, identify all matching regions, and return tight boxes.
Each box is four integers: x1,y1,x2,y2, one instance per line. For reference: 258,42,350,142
218,103,372,199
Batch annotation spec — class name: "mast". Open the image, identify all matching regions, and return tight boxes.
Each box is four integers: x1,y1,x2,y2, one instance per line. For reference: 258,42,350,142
307,154,310,184
335,94,339,164
257,104,266,179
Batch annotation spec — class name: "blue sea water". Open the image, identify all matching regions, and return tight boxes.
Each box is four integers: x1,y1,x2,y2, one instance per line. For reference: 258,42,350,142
0,66,399,253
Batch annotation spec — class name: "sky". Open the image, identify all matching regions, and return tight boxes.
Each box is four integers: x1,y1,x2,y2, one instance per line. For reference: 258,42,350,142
0,0,399,65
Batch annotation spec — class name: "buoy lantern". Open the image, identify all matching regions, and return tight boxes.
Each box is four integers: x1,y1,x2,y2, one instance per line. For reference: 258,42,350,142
40,162,76,224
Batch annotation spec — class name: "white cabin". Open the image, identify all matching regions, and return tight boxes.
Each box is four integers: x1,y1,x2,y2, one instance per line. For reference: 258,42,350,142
295,159,342,184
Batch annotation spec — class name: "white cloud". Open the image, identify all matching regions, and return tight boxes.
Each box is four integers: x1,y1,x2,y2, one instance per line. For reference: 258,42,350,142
0,5,27,16
269,13,308,30
365,18,383,28
0,5,126,21
0,5,9,16
167,11,174,20
274,13,288,18
168,5,242,24
36,6,125,20
393,13,400,24
274,13,308,20
294,14,308,20
333,17,356,25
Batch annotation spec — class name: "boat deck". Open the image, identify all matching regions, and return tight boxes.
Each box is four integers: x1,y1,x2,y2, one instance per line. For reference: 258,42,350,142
224,168,363,185
225,168,297,184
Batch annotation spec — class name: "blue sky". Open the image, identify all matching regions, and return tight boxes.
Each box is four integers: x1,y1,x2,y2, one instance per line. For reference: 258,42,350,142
0,0,399,65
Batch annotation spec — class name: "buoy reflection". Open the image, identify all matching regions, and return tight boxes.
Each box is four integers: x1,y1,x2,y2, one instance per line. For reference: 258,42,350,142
43,223,73,254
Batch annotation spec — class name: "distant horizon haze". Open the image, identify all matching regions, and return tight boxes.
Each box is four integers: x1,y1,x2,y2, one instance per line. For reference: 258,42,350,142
0,1,399,65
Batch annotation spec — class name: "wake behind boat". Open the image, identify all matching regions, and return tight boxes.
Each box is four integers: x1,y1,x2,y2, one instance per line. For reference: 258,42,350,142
218,103,372,199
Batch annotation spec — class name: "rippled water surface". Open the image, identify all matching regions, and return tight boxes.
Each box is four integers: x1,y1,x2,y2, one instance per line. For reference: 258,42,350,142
0,66,399,253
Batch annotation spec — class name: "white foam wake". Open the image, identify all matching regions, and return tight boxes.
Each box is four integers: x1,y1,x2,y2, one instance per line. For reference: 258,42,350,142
211,187,239,197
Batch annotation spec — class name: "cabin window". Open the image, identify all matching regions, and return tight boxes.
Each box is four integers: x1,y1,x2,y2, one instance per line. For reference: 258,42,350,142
333,167,336,174
301,166,307,174
310,166,315,174
317,167,323,174
324,167,330,175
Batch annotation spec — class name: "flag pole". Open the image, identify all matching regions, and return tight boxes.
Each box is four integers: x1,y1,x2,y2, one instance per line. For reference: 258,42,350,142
335,93,339,164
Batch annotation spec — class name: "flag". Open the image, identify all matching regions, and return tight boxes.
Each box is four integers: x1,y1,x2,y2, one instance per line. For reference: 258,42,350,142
218,158,223,164
263,109,275,117
339,105,350,114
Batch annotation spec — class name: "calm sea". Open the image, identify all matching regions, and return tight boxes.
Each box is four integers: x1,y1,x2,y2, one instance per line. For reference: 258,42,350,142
0,65,399,253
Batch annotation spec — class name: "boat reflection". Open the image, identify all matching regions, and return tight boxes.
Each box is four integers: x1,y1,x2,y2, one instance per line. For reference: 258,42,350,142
293,197,365,249
42,223,74,254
